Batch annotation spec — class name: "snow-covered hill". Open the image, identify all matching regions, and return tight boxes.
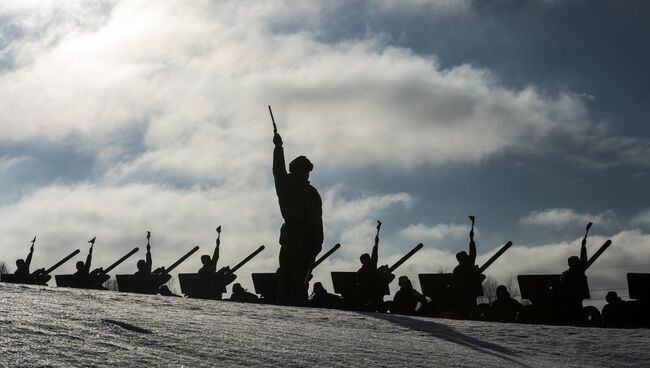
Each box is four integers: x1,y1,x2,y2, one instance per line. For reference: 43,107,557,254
1,283,648,367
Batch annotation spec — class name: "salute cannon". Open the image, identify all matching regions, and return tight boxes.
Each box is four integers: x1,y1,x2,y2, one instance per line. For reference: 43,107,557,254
517,223,612,325
331,242,424,310
115,237,199,294
252,243,341,304
56,247,139,290
418,216,513,318
179,245,265,300
2,249,81,285
418,241,513,317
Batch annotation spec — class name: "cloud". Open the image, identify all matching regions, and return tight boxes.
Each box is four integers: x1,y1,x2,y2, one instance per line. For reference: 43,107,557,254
0,0,640,181
631,208,650,228
397,223,467,245
519,208,618,230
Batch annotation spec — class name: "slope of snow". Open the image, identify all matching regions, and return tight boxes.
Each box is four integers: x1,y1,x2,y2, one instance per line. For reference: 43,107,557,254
1,283,648,367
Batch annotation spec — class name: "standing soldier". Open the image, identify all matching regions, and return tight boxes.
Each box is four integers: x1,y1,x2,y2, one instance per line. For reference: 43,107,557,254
451,216,484,317
271,107,323,305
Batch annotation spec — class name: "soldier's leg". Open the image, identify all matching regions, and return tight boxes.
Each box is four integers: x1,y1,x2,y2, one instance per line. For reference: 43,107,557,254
276,246,292,305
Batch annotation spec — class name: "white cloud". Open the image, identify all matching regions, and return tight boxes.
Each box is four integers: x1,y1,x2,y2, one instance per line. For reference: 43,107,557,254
631,208,650,228
397,223,467,245
519,208,618,229
0,0,634,179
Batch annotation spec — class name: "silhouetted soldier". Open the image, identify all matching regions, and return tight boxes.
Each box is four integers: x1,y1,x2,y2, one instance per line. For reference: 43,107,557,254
230,283,259,303
602,291,628,328
490,285,522,322
273,131,323,305
554,237,589,322
15,237,45,279
309,282,342,308
135,244,153,276
391,276,428,315
198,245,219,276
357,245,379,310
451,223,484,316
14,245,34,277
75,237,102,278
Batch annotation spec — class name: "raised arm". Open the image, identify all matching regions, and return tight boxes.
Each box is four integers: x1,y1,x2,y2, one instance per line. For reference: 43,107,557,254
371,243,378,266
273,133,287,184
580,237,588,265
468,240,477,265
25,245,34,269
211,241,220,269
85,246,93,273
146,244,152,273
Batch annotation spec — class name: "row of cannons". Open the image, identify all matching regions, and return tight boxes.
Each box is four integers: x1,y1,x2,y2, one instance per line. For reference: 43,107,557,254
2,223,649,328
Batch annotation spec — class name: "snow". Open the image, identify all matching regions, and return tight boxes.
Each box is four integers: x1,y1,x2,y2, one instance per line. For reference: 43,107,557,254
1,283,648,367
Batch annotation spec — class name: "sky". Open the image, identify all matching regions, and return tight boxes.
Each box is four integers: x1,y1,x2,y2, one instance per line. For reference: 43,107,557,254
1,0,649,302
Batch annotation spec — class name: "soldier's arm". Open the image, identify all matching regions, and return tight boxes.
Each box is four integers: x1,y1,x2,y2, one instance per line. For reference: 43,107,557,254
469,240,477,265
85,247,93,273
371,244,378,266
211,243,220,269
25,247,34,269
580,238,588,266
146,247,152,273
273,134,287,184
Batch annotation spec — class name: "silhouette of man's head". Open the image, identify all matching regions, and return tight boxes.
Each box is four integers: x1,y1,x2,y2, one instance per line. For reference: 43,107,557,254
201,255,211,265
496,285,510,300
313,282,326,295
567,255,580,269
16,259,24,268
137,259,146,272
456,251,469,264
606,291,621,304
289,156,313,180
360,253,371,265
398,276,412,289
232,283,244,293
76,261,85,271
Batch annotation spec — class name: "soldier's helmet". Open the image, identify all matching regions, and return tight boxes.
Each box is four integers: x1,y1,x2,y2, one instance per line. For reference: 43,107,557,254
456,251,468,263
76,261,85,271
289,156,313,173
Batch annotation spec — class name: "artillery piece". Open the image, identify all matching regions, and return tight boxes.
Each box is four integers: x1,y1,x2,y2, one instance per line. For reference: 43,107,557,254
56,248,139,290
330,242,424,310
116,246,199,295
517,223,612,325
179,245,265,300
252,243,341,304
1,249,80,286
417,241,513,317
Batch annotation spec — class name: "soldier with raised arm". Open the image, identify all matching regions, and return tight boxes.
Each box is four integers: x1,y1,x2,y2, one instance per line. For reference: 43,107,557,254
135,232,154,276
272,127,323,306
198,227,221,277
75,237,102,278
554,233,589,322
15,237,45,279
451,217,484,316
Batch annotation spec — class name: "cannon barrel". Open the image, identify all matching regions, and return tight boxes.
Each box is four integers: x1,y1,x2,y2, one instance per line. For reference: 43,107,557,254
388,243,423,273
100,248,139,275
478,241,513,274
313,243,341,270
40,249,80,276
585,239,612,270
165,246,200,273
229,245,265,274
